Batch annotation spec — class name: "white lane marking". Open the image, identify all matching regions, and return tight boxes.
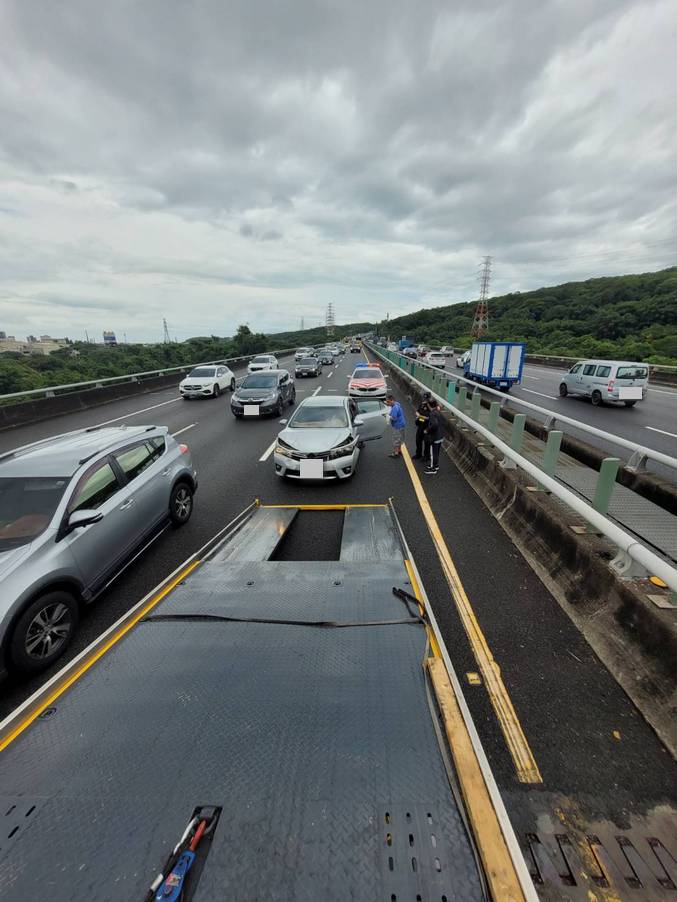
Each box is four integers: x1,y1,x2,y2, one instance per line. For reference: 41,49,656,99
645,426,677,439
94,396,181,426
523,375,540,381
259,438,278,462
312,386,322,396
327,371,333,378
172,423,197,437
521,388,557,400
647,387,677,396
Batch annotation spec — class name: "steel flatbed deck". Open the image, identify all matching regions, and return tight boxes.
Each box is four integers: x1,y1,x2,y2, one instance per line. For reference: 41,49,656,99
0,502,533,901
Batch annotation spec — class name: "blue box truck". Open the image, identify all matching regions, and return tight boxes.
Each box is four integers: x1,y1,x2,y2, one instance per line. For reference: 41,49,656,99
464,341,525,390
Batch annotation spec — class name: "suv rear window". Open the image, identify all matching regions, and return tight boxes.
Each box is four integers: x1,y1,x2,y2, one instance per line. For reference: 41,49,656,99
616,366,648,379
0,477,69,549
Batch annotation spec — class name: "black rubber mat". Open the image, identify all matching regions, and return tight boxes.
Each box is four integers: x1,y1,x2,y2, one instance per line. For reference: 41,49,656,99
0,565,484,900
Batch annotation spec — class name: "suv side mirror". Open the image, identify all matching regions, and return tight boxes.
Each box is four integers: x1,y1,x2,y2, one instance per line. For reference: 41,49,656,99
353,416,365,426
279,419,288,425
67,509,103,531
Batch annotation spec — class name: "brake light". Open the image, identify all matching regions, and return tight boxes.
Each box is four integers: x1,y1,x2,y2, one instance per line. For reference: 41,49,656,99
607,379,614,393
179,443,189,454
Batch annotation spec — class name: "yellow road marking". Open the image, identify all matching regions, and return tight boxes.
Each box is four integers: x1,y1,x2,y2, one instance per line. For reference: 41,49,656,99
427,657,527,900
401,445,542,784
0,559,200,753
404,558,442,658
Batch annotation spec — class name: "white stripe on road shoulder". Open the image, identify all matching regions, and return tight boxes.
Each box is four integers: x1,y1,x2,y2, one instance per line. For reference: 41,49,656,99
521,388,557,400
95,396,181,427
172,423,197,437
259,438,278,461
645,426,677,439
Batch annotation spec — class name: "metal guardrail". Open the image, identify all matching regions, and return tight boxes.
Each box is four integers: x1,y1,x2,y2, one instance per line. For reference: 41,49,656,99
386,352,677,475
367,344,677,595
431,347,677,376
0,349,297,404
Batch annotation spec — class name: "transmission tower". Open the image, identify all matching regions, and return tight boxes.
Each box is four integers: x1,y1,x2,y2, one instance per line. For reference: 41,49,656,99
325,302,335,336
162,318,172,343
471,256,492,337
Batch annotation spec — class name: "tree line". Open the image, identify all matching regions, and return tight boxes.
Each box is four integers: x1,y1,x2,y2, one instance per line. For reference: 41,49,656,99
1,268,675,394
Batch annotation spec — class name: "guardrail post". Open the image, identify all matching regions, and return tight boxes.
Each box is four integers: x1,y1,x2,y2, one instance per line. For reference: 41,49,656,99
457,386,467,413
588,458,620,531
499,413,525,469
530,430,563,491
447,381,456,407
487,401,500,434
470,390,481,422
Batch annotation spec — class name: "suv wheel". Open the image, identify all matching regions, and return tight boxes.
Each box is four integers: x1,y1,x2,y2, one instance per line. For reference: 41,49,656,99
230,378,236,391
10,591,79,674
289,389,296,406
591,390,602,406
559,383,568,397
213,384,221,398
170,482,194,526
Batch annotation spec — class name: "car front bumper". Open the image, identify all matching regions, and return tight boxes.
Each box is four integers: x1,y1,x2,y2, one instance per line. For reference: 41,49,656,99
274,450,357,480
231,399,279,416
180,386,215,397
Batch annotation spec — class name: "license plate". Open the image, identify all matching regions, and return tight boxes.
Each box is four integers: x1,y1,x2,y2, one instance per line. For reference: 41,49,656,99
300,459,323,479
244,405,260,416
619,387,642,399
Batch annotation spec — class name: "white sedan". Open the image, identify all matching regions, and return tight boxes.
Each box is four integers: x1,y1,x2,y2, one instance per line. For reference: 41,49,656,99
180,364,235,399
248,354,279,373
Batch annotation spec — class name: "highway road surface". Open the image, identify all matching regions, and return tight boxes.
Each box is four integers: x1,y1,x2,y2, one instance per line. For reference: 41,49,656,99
0,348,674,894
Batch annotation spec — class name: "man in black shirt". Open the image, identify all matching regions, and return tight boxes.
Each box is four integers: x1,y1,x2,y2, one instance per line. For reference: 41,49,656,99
424,398,443,475
412,392,432,460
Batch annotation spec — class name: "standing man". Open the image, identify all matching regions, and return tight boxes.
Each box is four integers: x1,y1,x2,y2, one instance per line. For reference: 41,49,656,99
385,393,406,458
424,398,443,475
412,392,432,460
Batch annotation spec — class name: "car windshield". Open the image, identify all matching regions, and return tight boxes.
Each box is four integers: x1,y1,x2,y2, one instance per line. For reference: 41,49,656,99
290,405,348,428
300,357,317,365
353,369,382,380
616,366,648,379
242,374,277,389
0,476,69,550
188,367,216,378
252,357,270,364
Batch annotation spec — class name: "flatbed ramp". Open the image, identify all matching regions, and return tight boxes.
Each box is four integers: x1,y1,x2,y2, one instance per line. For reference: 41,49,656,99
0,503,529,901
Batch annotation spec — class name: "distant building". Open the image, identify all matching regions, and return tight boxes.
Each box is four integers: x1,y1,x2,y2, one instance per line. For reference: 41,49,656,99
103,331,117,346
0,334,70,355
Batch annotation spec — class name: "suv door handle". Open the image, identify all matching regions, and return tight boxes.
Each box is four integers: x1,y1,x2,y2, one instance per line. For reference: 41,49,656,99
119,498,136,510
161,468,171,476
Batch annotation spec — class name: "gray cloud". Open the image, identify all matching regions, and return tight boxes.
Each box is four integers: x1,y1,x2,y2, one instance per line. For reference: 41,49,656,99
0,0,675,341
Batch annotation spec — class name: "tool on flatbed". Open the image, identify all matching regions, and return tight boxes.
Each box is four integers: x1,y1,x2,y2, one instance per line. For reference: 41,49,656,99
392,585,426,620
146,807,219,902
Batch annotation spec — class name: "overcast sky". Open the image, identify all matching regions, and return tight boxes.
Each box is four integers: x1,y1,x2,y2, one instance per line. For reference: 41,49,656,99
1,0,675,343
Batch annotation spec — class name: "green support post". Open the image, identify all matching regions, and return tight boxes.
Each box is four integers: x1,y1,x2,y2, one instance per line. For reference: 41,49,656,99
447,381,456,407
542,430,563,478
487,401,500,434
510,413,526,453
457,386,467,413
592,457,620,518
470,391,481,422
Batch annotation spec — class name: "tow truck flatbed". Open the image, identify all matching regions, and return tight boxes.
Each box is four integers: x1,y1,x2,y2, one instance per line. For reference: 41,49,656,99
0,502,531,901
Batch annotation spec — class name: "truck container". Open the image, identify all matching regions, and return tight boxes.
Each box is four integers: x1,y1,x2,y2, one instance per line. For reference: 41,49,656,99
464,340,525,390
398,336,415,350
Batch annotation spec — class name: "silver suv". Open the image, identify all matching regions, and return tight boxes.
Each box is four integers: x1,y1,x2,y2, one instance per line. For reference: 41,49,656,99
0,425,197,677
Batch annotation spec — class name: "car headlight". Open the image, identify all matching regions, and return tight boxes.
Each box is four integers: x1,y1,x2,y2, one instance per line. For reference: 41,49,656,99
275,444,294,458
328,438,357,460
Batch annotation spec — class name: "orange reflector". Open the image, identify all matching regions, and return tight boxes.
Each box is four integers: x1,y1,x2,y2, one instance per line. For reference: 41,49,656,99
650,576,668,588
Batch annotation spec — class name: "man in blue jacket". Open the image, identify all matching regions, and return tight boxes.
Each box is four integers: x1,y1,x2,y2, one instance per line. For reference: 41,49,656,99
385,393,406,458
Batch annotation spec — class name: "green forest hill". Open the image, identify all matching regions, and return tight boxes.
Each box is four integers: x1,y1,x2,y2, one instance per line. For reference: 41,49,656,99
1,267,675,395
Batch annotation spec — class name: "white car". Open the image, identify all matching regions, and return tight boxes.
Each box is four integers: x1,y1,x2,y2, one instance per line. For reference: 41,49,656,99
295,347,315,362
274,395,386,481
425,352,447,369
248,354,279,373
180,364,235,399
456,351,471,369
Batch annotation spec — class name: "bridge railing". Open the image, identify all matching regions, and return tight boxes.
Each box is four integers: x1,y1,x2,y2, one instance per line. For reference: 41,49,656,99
366,343,677,595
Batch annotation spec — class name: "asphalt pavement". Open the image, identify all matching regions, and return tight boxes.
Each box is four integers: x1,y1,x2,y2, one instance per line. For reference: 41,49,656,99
442,360,677,476
0,348,674,887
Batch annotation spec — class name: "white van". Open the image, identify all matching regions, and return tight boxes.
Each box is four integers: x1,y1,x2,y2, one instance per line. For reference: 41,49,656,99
559,360,649,407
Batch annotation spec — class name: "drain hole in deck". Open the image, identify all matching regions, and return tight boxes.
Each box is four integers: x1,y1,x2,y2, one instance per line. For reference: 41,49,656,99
409,833,415,847
430,833,437,848
386,833,392,846
5,805,16,816
434,858,441,872
7,826,19,839
388,856,394,872
270,510,344,561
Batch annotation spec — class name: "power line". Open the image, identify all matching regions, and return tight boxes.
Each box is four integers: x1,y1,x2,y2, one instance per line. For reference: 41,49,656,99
326,302,335,336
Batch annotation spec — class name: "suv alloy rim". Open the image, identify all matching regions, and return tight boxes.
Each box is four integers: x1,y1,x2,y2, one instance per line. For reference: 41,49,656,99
25,602,73,660
174,486,192,519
